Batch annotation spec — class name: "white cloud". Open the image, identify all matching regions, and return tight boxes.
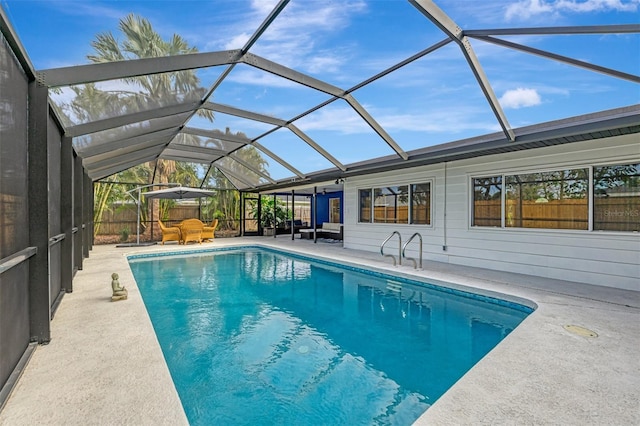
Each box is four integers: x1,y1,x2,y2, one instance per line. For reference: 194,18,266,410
555,0,639,12
306,53,344,75
224,33,252,50
217,1,367,75
250,0,281,15
505,0,639,20
46,0,127,20
227,69,301,89
376,107,502,134
295,103,500,135
506,0,554,20
499,88,542,109
296,106,370,134
258,0,366,39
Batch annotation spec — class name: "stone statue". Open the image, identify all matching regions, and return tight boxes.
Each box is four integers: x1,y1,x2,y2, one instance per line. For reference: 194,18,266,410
111,272,128,301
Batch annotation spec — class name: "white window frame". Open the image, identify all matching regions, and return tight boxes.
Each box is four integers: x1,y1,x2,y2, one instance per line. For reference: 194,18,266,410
469,175,503,229
357,179,434,227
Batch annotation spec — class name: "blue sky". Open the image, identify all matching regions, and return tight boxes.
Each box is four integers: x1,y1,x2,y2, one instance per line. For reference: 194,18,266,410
2,0,639,180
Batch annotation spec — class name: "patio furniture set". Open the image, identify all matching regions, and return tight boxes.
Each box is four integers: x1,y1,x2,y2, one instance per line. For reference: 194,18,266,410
299,222,343,240
158,219,218,245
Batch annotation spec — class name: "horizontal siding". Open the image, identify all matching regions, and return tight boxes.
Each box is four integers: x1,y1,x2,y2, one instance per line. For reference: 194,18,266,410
447,253,640,290
448,245,638,278
452,228,640,251
344,134,640,291
446,231,640,262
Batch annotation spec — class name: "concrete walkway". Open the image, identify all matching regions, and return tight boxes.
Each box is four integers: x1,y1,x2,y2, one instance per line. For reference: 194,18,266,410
0,237,638,425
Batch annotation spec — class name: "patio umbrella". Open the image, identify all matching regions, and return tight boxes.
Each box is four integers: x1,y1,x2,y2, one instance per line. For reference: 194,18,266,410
143,186,216,199
143,186,216,243
117,186,217,248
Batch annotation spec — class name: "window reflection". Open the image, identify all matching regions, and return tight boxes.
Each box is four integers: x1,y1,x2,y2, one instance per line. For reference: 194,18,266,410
358,189,371,223
472,176,502,227
594,163,640,232
410,183,431,225
374,185,408,224
505,169,588,230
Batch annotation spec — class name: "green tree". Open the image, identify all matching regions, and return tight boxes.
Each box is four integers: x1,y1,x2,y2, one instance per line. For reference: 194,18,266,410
73,14,211,235
474,177,502,200
593,164,639,194
202,129,270,231
74,14,275,238
93,164,150,237
251,197,290,228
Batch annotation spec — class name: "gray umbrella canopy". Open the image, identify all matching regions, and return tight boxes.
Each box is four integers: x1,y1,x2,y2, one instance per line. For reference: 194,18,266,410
143,186,216,200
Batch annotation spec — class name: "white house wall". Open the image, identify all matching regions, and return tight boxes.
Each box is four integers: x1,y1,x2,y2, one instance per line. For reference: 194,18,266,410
344,134,640,291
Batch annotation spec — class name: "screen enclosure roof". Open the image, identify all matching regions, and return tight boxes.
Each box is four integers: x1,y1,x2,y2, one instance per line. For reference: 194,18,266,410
2,0,639,192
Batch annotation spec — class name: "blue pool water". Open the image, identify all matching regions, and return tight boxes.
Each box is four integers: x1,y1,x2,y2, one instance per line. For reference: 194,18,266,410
129,247,532,425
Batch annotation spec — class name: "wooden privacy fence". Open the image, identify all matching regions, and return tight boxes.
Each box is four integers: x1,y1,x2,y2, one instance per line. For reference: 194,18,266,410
474,197,637,231
362,205,430,224
95,205,140,235
96,205,216,235
593,197,639,231
473,199,588,229
506,199,588,229
373,205,407,223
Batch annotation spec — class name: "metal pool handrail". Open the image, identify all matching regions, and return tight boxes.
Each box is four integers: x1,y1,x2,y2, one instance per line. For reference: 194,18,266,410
402,232,423,270
380,231,402,266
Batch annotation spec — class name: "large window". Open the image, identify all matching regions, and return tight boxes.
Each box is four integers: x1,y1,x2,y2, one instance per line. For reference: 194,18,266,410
505,169,588,230
410,183,431,225
472,177,502,227
374,186,408,224
593,163,639,232
359,182,431,225
471,162,639,232
359,189,371,223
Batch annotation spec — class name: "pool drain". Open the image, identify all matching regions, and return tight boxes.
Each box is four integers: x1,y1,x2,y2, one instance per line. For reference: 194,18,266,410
298,345,310,354
564,325,598,338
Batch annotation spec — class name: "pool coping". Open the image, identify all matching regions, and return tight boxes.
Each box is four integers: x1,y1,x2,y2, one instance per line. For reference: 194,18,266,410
0,237,638,425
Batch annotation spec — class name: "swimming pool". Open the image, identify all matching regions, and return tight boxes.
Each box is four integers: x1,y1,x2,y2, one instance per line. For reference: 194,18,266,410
129,247,533,425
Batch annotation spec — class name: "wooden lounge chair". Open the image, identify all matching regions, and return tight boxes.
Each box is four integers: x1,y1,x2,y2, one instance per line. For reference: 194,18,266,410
179,218,204,244
202,219,218,241
158,220,181,245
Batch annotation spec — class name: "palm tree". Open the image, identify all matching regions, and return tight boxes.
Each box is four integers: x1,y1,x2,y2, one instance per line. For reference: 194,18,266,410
73,14,212,236
77,14,275,238
87,14,210,108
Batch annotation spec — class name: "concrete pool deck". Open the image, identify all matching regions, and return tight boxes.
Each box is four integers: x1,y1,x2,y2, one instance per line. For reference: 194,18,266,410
0,237,638,425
